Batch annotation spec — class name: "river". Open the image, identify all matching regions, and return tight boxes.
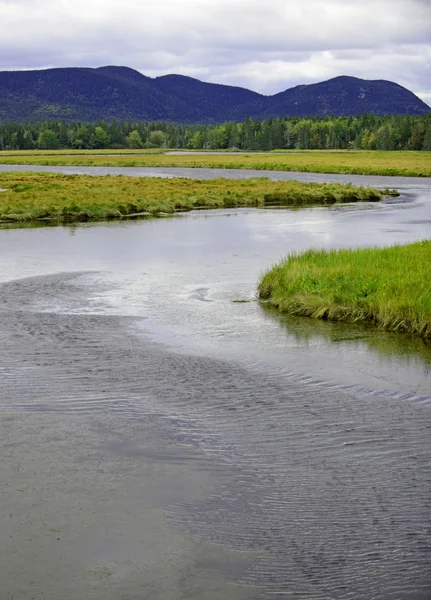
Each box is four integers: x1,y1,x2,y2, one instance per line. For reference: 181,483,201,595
0,166,430,599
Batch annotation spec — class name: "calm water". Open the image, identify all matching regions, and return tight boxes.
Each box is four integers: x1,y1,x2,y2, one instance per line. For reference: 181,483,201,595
0,162,429,190
0,168,430,599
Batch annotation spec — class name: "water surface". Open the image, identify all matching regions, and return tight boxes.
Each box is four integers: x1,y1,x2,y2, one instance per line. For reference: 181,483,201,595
0,172,430,599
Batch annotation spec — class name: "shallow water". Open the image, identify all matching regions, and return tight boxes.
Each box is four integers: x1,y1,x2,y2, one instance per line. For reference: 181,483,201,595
0,161,430,191
0,173,430,599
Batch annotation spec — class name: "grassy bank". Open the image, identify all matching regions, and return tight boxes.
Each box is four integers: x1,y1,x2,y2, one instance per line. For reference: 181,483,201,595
0,172,396,224
0,150,429,177
258,241,431,340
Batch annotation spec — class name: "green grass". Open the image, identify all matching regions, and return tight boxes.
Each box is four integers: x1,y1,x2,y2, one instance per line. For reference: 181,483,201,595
258,241,431,340
0,148,166,155
0,172,396,224
0,150,429,177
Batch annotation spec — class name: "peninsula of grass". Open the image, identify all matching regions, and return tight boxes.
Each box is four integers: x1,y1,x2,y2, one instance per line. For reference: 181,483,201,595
0,172,397,224
0,150,429,177
258,241,431,340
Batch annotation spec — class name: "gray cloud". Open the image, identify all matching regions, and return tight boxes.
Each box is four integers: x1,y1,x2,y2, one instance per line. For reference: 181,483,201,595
0,0,429,104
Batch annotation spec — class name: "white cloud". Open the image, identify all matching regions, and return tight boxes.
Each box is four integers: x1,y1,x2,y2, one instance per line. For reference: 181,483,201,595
0,0,429,103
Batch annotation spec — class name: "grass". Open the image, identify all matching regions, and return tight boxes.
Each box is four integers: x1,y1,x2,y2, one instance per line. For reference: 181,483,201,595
0,148,166,156
0,172,397,224
258,241,431,340
0,150,429,177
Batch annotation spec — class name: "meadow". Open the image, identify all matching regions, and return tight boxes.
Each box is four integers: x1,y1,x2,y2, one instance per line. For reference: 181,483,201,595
0,172,395,224
0,150,429,177
258,241,431,340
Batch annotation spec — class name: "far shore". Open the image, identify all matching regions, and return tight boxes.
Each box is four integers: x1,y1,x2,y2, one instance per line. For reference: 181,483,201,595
0,149,429,177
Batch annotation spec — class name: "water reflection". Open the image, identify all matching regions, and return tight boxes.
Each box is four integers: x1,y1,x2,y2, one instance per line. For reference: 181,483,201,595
260,303,431,372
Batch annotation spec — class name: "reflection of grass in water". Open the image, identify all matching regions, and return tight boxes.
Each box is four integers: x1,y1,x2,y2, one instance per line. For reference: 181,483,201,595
260,303,431,370
0,149,429,176
0,221,50,230
0,172,394,224
258,241,431,341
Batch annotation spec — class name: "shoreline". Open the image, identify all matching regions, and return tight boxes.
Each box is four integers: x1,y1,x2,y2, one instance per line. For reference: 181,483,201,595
258,241,431,340
0,172,397,225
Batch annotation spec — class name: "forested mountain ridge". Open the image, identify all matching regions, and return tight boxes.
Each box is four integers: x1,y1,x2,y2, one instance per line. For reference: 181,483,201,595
0,66,429,123
234,76,430,120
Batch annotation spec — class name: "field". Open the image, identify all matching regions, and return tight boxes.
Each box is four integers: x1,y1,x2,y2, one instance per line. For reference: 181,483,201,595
0,172,395,224
0,150,430,177
258,241,431,340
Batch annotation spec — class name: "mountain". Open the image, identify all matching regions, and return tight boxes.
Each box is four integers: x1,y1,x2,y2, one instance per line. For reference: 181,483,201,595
0,66,189,122
234,76,430,119
0,66,428,123
154,74,261,122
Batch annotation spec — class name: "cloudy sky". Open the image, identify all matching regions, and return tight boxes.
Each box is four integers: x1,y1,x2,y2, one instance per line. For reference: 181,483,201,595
0,0,430,104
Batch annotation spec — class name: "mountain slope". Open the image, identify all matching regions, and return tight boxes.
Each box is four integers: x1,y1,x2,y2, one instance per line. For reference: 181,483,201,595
155,74,262,122
251,76,430,118
0,66,193,122
0,67,428,123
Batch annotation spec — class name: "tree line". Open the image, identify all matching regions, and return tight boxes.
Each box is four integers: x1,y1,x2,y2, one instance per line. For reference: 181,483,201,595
0,114,430,151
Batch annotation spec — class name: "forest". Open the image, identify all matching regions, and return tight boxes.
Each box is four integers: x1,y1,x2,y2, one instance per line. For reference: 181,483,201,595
0,114,430,152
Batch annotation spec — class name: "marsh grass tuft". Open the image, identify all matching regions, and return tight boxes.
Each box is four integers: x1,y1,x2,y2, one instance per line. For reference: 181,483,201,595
258,241,431,340
0,172,395,224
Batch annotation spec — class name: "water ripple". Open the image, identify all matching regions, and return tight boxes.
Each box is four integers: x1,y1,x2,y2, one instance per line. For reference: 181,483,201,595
1,274,430,598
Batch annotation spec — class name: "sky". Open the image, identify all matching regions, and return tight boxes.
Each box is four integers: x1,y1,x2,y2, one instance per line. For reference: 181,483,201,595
0,0,430,105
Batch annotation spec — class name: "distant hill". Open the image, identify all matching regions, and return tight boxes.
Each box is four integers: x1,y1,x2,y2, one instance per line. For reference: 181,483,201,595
233,76,431,120
0,66,428,123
